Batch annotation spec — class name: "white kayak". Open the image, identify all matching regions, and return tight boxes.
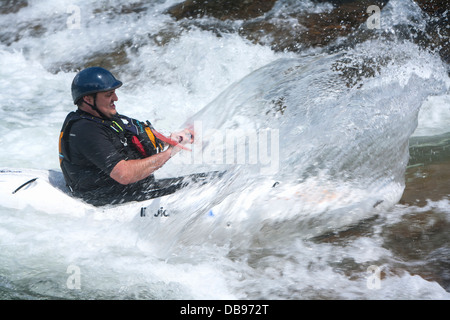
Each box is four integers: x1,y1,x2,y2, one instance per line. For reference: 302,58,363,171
0,168,178,222
0,167,398,242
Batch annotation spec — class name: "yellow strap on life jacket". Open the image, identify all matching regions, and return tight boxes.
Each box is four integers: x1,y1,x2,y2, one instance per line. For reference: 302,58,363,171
144,126,158,149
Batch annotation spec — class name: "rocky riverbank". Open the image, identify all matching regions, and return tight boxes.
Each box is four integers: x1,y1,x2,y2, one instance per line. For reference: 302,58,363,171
1,0,448,71
166,0,448,64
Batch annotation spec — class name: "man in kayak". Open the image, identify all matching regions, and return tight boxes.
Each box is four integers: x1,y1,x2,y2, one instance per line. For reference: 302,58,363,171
59,66,194,206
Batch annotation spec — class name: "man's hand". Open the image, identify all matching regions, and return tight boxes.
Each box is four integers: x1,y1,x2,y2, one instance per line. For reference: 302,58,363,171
170,129,194,145
169,128,194,157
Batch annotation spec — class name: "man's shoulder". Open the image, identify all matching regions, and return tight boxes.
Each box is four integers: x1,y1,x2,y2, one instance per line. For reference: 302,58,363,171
70,116,111,138
71,116,103,128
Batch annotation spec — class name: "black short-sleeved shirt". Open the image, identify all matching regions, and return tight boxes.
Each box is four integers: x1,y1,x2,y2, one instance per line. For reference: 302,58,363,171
60,110,156,205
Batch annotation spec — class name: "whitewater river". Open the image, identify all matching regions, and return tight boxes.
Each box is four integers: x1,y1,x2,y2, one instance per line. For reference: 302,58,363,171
0,0,449,300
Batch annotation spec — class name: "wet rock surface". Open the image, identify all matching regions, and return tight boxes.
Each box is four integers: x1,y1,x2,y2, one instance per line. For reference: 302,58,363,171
0,0,448,72
0,0,28,14
239,0,389,51
166,0,277,21
414,0,450,65
166,0,448,65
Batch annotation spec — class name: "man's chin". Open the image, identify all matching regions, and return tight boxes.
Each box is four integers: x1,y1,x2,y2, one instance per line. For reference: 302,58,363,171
101,110,117,120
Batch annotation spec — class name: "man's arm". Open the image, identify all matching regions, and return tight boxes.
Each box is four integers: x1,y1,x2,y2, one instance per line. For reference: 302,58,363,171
110,147,173,185
110,129,192,185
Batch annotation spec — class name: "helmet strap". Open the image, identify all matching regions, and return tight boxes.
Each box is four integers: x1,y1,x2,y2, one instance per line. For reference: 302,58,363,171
82,95,109,120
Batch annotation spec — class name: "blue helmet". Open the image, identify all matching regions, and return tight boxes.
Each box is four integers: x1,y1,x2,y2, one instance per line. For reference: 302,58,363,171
71,67,123,104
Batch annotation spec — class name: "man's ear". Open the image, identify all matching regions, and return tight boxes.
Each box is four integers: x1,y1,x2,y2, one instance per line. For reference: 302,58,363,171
83,95,94,104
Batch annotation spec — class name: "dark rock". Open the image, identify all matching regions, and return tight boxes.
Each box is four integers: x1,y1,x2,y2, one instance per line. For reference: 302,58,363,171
53,42,131,75
167,0,277,21
240,0,389,51
414,0,449,65
2,0,447,75
0,0,28,15
93,1,150,16
0,20,47,46
167,0,390,52
381,208,450,290
414,0,449,16
167,0,448,67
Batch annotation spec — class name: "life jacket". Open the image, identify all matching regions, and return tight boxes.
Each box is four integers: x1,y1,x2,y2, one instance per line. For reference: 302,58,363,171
58,110,164,165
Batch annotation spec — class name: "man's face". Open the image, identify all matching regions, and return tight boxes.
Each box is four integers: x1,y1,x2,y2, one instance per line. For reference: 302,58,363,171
84,90,118,119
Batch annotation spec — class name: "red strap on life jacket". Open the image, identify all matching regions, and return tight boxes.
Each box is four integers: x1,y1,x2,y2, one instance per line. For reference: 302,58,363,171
151,128,192,151
131,136,148,157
